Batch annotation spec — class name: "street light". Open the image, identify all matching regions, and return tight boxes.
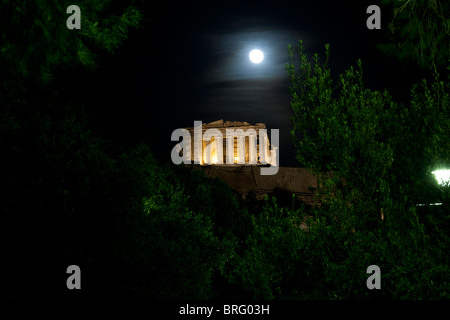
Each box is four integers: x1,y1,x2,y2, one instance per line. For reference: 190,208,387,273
432,169,450,187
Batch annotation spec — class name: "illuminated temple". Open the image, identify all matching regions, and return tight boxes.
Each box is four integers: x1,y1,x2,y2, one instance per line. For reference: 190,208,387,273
180,120,316,206
184,119,277,166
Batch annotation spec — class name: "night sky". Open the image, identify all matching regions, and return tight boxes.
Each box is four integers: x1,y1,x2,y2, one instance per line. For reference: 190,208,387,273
61,0,421,167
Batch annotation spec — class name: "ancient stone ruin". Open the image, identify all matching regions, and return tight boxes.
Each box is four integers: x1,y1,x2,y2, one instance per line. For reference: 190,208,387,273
182,120,317,206
184,119,277,166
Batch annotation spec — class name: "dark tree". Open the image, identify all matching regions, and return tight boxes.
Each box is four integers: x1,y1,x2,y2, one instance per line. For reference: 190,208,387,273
0,0,142,85
378,0,450,71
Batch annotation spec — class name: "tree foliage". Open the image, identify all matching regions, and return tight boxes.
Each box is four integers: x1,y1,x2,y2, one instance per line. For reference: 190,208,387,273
287,40,449,217
0,0,142,84
277,41,450,299
379,0,450,70
0,89,247,298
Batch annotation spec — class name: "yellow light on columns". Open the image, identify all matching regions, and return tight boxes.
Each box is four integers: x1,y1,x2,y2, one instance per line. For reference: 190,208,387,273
211,140,217,164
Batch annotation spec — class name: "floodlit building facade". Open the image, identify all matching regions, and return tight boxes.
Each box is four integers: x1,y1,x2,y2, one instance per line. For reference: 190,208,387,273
184,119,277,167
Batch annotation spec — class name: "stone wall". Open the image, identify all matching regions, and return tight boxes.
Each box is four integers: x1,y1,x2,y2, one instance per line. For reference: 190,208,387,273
194,165,318,206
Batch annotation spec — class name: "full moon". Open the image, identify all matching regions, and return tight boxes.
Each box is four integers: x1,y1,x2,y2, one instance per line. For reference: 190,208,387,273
249,49,264,64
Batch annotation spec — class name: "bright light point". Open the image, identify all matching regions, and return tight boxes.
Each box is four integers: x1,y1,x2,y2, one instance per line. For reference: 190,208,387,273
249,49,264,63
432,169,450,186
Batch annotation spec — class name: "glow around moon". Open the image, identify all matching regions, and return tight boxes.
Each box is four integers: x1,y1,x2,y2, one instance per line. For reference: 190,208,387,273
249,49,264,63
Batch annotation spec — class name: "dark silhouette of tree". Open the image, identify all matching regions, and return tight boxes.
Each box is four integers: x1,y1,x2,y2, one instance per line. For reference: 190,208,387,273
378,0,449,71
0,0,142,85
0,1,247,299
